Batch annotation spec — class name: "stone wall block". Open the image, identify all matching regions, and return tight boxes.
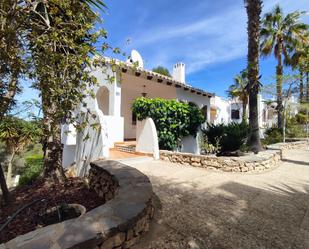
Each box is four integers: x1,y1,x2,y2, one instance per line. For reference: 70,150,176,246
100,233,125,249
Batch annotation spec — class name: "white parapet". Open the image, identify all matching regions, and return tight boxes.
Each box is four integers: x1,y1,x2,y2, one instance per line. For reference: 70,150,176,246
136,118,160,159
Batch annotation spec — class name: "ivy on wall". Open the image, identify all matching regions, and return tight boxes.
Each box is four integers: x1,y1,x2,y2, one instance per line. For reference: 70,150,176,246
132,98,205,150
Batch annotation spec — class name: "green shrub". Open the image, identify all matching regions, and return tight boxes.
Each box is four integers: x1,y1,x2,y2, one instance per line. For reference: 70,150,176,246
286,116,307,138
202,122,249,153
132,98,205,150
18,154,43,186
221,122,249,152
263,128,282,145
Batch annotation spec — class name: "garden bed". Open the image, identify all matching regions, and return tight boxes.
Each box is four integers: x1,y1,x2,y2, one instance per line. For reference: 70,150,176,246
1,160,154,249
160,140,309,173
0,178,105,243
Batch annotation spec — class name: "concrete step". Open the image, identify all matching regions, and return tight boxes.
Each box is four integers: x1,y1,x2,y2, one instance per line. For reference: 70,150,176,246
114,143,136,154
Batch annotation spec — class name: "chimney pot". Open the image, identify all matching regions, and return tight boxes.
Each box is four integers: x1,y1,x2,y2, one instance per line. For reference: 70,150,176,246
172,62,185,83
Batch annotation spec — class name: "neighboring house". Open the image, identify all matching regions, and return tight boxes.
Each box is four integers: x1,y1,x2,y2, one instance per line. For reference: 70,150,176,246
261,95,299,129
211,94,300,135
61,51,213,169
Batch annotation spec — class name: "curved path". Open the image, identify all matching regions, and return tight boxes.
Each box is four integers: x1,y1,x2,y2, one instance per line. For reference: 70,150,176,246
124,146,309,249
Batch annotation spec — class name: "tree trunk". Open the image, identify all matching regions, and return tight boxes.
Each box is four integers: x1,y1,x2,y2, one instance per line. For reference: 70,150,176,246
242,97,248,123
306,73,309,103
276,43,283,130
42,117,66,183
0,73,18,120
41,95,66,183
299,70,304,103
0,163,10,204
245,0,263,153
6,150,15,188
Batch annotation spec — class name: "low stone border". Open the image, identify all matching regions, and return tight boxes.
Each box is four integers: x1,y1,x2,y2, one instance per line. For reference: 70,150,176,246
1,160,154,249
160,140,308,173
266,140,308,151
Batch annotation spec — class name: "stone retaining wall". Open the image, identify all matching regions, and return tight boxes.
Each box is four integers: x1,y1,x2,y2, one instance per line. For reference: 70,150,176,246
1,160,154,249
266,140,308,151
88,165,119,202
160,140,308,173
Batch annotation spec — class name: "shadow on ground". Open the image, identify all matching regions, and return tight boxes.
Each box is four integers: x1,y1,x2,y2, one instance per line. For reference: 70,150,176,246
133,176,309,249
282,158,309,167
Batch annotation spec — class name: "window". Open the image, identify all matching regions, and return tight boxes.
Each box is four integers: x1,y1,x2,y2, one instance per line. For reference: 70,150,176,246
231,109,240,119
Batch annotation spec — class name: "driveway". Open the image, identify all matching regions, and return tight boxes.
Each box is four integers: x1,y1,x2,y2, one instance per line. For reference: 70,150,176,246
124,146,309,249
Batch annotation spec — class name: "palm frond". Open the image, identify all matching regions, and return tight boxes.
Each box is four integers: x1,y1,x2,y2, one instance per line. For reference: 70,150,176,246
81,0,107,10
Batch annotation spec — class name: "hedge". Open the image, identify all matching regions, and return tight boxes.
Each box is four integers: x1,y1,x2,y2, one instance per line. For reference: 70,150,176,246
132,98,205,150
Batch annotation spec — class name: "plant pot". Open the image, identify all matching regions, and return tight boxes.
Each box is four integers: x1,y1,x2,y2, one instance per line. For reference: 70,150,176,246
37,203,86,227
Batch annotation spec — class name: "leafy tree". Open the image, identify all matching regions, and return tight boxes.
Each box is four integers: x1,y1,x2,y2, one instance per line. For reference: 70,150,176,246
0,0,29,204
26,0,107,182
152,66,171,77
227,70,249,123
0,0,28,119
0,117,42,186
0,0,108,194
245,0,263,152
260,5,308,128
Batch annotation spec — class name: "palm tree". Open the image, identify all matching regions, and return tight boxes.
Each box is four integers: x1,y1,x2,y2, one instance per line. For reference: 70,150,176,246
245,0,263,152
227,70,249,123
260,6,308,129
290,43,309,103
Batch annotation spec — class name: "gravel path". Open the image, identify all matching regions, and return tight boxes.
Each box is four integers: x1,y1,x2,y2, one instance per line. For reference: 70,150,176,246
125,146,309,249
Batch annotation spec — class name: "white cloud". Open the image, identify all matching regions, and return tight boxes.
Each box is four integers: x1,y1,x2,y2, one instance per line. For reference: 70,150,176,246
130,0,308,75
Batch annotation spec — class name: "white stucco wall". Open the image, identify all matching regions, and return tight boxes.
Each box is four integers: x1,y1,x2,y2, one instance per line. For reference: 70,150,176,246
210,96,230,124
102,115,124,148
62,145,76,169
61,65,123,168
136,118,160,159
181,134,200,154
61,123,77,145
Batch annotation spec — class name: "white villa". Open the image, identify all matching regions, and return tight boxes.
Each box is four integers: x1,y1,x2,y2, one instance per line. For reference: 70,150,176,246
61,51,213,170
61,50,300,172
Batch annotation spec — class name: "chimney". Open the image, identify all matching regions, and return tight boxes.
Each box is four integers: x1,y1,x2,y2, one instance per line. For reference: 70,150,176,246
172,62,185,83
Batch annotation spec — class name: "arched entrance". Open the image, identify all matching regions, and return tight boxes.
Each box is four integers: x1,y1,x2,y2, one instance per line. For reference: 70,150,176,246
96,86,110,115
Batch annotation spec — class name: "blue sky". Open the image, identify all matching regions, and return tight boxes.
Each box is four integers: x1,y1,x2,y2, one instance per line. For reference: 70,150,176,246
18,0,309,104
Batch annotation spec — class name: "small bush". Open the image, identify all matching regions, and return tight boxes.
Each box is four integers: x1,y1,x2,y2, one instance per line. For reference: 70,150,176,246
200,135,220,155
263,128,282,145
221,122,249,152
202,122,249,153
18,154,43,186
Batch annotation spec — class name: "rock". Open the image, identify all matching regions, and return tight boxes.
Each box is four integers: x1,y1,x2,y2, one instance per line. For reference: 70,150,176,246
191,157,201,163
191,162,201,167
188,239,200,249
100,233,126,249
